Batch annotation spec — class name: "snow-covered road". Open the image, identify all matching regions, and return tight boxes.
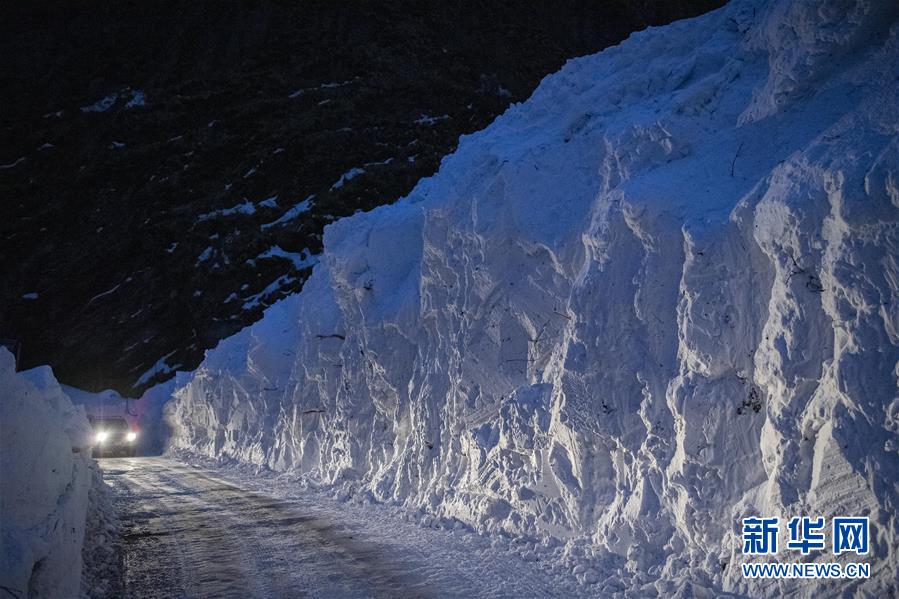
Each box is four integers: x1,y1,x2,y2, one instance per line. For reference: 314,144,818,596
105,458,583,598
107,458,432,597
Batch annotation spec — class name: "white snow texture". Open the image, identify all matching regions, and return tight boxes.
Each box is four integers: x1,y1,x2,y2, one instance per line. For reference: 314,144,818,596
166,0,899,594
0,349,94,598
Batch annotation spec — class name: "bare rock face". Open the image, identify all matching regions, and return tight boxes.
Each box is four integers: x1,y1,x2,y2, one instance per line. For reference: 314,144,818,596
0,1,720,393
166,0,899,594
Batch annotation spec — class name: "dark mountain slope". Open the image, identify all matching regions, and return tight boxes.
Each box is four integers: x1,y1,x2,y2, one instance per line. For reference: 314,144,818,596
0,0,722,393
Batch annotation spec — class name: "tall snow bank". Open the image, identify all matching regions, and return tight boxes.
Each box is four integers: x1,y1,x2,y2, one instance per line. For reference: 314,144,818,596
0,349,95,597
167,0,899,594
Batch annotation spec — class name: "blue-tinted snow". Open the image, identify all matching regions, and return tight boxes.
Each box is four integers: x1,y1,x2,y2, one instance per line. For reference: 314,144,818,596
256,245,318,271
261,196,314,229
81,94,118,113
134,350,180,388
197,200,256,222
330,167,365,190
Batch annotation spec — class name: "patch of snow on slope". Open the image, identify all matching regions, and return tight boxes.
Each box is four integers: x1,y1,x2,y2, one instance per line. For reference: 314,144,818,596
86,284,121,306
166,0,899,595
195,246,212,265
0,157,26,170
330,167,365,190
197,200,256,221
134,350,180,389
257,246,318,271
242,275,296,311
81,94,118,113
415,113,450,125
81,89,145,113
261,195,314,229
124,90,146,109
258,195,279,208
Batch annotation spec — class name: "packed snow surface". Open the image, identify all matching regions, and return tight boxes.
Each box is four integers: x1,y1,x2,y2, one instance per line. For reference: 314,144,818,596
0,349,94,598
107,456,588,597
167,0,899,595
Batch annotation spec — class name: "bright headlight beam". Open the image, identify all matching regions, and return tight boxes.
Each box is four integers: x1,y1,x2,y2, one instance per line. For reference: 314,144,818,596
126,431,137,442
95,431,109,443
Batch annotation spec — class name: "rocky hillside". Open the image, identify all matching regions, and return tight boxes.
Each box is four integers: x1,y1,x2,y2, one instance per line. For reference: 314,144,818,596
0,1,721,392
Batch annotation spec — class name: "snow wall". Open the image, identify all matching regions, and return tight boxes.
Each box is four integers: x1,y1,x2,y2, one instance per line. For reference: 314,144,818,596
166,0,899,594
0,349,95,598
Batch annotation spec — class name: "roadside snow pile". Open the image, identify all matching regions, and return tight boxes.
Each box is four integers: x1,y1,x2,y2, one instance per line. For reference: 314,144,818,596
166,0,899,595
0,349,94,598
80,463,122,598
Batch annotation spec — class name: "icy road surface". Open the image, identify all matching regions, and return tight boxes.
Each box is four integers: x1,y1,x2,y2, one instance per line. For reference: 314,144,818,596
105,457,583,598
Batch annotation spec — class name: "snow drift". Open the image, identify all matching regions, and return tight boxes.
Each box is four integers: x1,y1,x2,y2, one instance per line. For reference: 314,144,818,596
0,349,95,598
166,0,899,594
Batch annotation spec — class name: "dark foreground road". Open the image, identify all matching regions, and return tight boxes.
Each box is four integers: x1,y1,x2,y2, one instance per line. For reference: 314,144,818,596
104,458,433,599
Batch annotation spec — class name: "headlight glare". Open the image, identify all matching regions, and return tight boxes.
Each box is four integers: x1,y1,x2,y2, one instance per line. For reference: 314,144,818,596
126,431,137,442
95,431,109,444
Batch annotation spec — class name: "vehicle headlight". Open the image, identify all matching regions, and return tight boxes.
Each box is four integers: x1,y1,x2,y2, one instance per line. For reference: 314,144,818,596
95,431,109,444
126,431,137,442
